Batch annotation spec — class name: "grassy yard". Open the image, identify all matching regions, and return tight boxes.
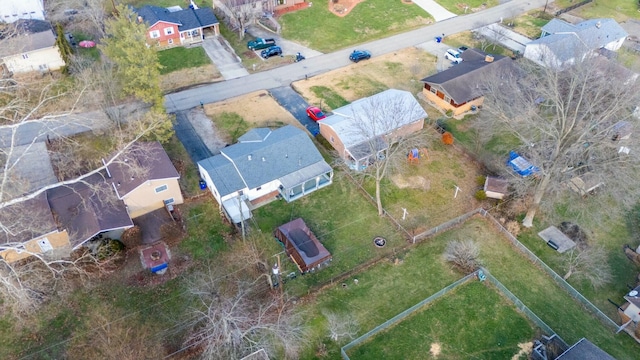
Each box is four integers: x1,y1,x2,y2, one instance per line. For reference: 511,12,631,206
348,281,538,359
302,217,637,359
157,46,211,74
436,0,500,15
555,0,640,22
504,10,553,39
280,0,432,52
163,135,203,197
444,31,515,57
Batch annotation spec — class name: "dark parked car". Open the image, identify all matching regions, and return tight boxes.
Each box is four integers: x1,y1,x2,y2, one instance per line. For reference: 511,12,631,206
349,50,371,63
247,38,276,50
261,46,282,59
306,106,326,121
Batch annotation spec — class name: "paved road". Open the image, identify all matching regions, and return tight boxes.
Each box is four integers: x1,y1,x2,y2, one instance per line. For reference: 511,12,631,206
269,87,319,136
165,0,550,113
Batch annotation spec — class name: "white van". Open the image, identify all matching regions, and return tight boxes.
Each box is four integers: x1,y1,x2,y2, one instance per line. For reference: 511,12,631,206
445,49,463,64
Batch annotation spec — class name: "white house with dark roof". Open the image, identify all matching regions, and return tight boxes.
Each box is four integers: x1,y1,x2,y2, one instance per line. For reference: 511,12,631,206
524,18,627,68
318,89,426,171
198,125,333,224
0,19,65,74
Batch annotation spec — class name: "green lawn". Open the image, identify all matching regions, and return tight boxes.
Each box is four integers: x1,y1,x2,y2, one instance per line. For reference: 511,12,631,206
348,281,537,359
157,46,211,74
280,0,432,52
436,0,499,15
555,0,640,22
301,217,637,359
505,10,553,39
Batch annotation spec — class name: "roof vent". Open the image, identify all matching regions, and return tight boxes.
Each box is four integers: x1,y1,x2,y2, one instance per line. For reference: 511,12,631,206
124,158,128,162
485,55,494,63
137,16,143,23
595,21,601,29
261,157,266,162
248,154,252,160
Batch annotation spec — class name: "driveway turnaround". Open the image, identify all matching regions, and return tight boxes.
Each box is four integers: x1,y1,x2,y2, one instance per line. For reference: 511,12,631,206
269,87,319,136
412,0,457,22
173,111,213,164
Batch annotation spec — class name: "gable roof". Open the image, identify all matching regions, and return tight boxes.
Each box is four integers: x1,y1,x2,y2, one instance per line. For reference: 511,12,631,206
531,18,628,63
420,49,512,105
47,172,133,248
556,338,615,360
0,192,58,245
0,22,55,58
198,125,329,197
107,141,180,198
319,89,427,149
135,5,218,31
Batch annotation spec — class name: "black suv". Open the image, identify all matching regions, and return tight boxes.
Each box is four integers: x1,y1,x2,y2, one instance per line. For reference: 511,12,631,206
261,46,282,59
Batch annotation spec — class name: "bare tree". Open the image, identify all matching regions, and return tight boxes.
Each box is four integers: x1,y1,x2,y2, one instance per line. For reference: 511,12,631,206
349,91,428,216
562,246,613,288
323,311,359,342
480,56,640,227
182,265,308,359
215,0,264,39
443,240,481,274
46,0,107,38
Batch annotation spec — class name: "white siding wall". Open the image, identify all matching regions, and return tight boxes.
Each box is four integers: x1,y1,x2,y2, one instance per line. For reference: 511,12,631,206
0,0,44,23
4,47,65,74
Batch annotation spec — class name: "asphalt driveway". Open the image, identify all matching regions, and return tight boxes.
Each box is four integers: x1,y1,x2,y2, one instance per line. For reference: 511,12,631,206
173,111,213,163
269,87,319,136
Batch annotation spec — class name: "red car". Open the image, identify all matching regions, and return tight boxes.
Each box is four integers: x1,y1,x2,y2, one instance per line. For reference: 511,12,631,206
306,106,326,121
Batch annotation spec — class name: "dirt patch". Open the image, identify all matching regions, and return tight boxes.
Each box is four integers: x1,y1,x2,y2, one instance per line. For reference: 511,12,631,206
161,64,222,93
186,107,228,152
430,342,442,357
204,90,303,130
511,342,532,360
391,174,430,190
292,47,436,110
328,0,365,17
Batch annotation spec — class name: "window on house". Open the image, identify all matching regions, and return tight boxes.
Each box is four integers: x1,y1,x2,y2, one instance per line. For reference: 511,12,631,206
150,30,160,38
444,96,451,103
168,38,173,44
155,184,168,193
276,0,286,5
256,186,262,191
164,198,175,205
164,27,174,35
330,136,334,143
22,54,28,59
430,87,437,94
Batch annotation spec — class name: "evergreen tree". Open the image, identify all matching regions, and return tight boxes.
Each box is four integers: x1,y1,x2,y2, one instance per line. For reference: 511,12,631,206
54,23,73,73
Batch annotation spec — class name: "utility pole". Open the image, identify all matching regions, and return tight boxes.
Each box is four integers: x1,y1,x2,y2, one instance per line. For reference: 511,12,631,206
543,0,549,14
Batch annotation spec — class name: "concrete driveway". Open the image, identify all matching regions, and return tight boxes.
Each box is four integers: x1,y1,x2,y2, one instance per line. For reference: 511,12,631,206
412,0,456,22
269,87,319,136
201,36,249,80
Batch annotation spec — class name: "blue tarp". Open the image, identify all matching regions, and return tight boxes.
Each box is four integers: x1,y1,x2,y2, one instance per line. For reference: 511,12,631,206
507,151,539,177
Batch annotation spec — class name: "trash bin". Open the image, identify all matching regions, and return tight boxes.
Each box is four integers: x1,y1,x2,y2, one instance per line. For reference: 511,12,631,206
435,36,442,43
199,180,207,190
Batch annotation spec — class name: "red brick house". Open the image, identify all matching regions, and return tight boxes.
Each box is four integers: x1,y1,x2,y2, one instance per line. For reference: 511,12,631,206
135,5,219,47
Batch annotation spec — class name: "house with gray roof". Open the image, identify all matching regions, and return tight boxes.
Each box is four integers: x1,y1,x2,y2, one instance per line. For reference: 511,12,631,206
0,19,65,74
197,125,333,224
318,89,426,171
524,18,627,68
134,5,219,47
420,49,512,117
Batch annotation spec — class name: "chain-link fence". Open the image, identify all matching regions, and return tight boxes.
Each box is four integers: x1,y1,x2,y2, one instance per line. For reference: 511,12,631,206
411,208,482,243
340,271,477,359
478,209,620,331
